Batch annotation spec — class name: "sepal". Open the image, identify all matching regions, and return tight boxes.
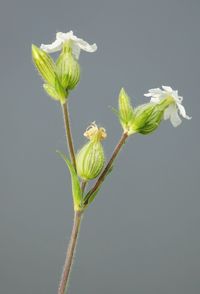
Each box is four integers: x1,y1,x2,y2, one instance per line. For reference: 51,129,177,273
56,42,80,90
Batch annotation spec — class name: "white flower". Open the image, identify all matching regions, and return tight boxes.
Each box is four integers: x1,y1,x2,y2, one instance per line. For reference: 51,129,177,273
40,30,97,60
144,86,191,127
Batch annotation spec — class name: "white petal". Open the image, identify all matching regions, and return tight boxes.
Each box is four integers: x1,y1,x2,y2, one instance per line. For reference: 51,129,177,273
71,43,81,59
170,108,182,127
162,85,173,92
144,93,153,97
150,97,160,103
144,88,163,98
40,38,62,53
177,103,192,120
164,104,174,120
76,38,97,52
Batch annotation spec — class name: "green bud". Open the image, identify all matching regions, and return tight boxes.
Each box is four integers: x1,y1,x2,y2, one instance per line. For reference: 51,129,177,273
118,88,135,133
76,123,106,180
56,41,80,90
32,44,56,86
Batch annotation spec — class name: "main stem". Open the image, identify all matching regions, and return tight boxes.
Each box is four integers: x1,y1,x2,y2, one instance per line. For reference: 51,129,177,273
58,211,83,294
61,102,77,171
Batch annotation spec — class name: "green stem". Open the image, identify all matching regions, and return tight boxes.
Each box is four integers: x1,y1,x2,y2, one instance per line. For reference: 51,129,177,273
81,180,87,193
58,211,83,294
61,102,77,171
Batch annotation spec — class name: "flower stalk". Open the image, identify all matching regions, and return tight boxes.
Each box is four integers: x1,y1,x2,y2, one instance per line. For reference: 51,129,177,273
61,102,77,171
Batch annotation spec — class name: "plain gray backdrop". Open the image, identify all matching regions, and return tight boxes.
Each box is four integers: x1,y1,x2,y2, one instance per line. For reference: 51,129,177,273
0,0,199,293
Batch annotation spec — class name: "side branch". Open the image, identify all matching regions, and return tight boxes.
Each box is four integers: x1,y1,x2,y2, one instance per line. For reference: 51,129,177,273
84,132,128,204
61,102,77,171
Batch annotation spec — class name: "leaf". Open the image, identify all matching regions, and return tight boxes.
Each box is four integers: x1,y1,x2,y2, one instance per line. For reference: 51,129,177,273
57,150,83,211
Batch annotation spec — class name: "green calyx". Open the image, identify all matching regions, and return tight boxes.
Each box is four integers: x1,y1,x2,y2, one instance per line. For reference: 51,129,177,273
130,97,174,135
130,103,164,135
76,140,105,180
56,41,80,90
76,123,106,181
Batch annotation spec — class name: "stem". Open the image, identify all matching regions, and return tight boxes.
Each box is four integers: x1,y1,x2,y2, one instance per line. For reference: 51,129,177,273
58,211,83,294
84,132,128,204
61,102,77,171
81,180,87,193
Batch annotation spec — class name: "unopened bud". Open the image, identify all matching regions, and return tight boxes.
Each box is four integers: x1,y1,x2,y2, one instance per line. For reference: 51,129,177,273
118,88,135,134
56,41,80,90
32,44,56,86
76,122,106,180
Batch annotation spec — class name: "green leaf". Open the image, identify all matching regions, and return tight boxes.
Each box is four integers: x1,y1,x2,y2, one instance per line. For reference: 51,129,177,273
57,150,83,211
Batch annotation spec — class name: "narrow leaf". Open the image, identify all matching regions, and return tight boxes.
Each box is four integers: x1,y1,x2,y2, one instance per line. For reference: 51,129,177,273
57,150,83,211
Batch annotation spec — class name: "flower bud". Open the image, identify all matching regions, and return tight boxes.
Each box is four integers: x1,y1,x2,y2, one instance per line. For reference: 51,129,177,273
56,41,80,90
76,123,106,180
32,44,56,86
118,88,135,134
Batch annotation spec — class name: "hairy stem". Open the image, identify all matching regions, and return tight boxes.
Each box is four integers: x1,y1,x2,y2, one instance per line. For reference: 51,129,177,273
84,132,128,204
61,102,77,171
58,211,83,294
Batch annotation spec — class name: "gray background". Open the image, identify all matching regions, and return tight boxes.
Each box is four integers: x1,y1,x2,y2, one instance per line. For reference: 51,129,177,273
0,0,199,293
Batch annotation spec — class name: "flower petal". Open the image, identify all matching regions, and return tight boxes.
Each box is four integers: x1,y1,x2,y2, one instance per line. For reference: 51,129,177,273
164,104,174,120
177,103,192,120
170,108,182,127
40,38,62,53
76,38,97,52
144,93,152,97
162,85,173,92
71,43,81,59
57,31,74,41
150,97,160,103
144,88,163,98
